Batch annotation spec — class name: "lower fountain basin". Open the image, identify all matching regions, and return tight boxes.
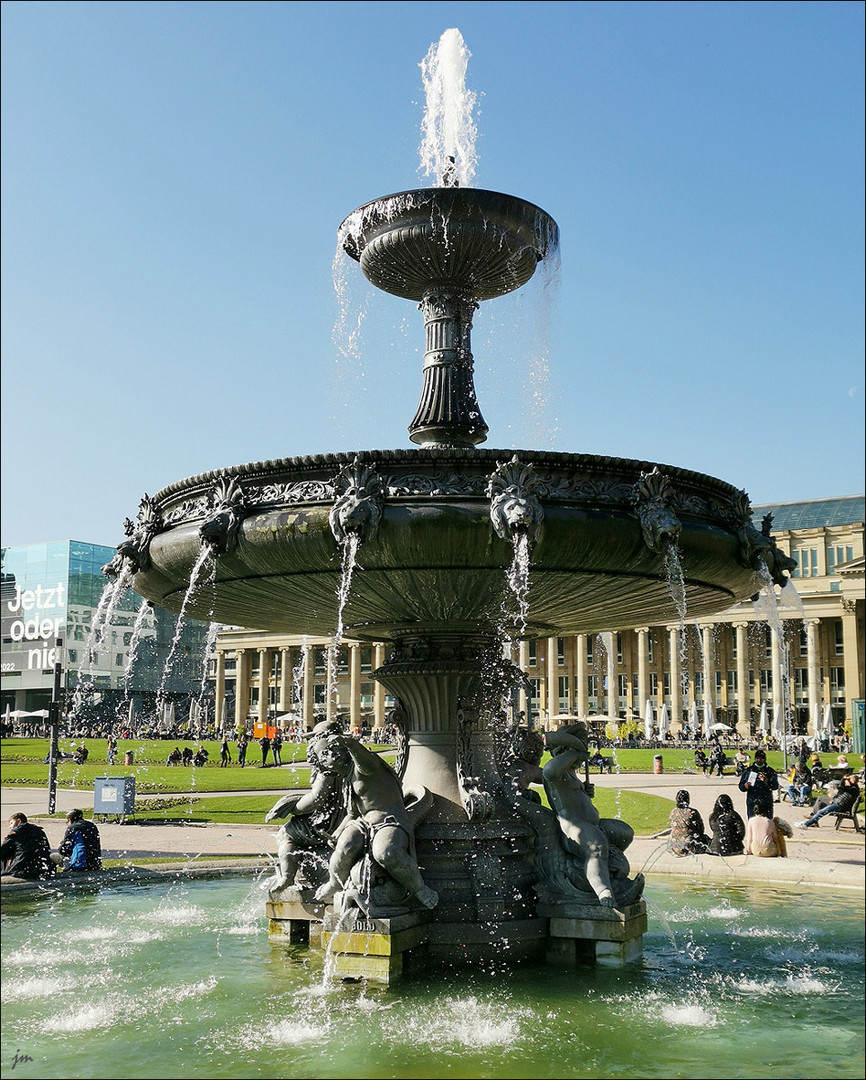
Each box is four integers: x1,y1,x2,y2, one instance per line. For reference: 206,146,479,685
2,875,863,1079
130,448,761,638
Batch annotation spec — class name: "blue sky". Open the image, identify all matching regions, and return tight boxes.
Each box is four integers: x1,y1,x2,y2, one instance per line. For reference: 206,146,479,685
2,1,863,549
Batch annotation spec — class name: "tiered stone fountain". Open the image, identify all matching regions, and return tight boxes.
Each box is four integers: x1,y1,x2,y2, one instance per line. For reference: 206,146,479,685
117,31,793,980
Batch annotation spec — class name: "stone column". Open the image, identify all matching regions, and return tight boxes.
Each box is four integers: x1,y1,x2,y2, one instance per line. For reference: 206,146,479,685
701,625,714,721
214,650,226,732
349,644,361,730
576,635,588,717
373,644,386,729
235,650,248,733
841,600,862,725
278,648,291,714
668,627,681,729
604,633,616,716
409,291,487,448
806,620,821,736
302,645,315,729
546,637,558,726
258,649,269,728
769,626,785,741
636,628,649,724
518,640,530,719
735,623,750,735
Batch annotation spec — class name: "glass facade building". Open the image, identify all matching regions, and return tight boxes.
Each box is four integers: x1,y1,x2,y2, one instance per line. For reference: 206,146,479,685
1,541,212,729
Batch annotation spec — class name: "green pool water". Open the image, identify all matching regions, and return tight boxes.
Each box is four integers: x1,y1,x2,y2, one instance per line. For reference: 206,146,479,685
1,875,863,1079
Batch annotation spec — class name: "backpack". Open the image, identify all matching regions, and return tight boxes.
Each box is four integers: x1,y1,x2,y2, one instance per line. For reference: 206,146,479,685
69,832,87,870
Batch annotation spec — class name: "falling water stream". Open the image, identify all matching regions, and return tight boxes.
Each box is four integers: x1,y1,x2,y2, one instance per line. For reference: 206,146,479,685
327,534,361,718
154,547,214,720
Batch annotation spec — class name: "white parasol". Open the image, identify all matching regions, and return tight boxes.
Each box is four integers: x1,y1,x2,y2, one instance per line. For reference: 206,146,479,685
644,700,655,741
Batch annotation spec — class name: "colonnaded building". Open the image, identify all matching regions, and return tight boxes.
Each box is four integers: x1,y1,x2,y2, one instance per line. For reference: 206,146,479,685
211,496,864,746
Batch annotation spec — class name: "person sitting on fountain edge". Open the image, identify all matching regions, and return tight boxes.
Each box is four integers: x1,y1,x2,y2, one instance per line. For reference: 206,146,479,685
56,809,102,871
668,790,710,856
746,800,791,857
1,813,54,880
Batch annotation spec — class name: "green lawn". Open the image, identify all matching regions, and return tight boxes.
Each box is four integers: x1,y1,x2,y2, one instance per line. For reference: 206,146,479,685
89,787,673,835
1,738,384,793
0,736,726,836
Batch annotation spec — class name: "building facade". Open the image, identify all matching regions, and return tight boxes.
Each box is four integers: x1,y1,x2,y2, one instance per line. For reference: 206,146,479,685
1,541,212,729
209,497,864,744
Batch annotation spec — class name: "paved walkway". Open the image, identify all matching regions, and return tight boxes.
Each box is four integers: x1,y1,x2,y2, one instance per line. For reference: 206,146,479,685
3,770,863,890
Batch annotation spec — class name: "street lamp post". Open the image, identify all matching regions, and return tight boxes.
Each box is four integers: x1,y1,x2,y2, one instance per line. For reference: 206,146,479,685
47,636,63,815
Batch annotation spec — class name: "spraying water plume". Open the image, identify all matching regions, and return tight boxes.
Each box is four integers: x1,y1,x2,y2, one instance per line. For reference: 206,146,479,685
419,28,478,187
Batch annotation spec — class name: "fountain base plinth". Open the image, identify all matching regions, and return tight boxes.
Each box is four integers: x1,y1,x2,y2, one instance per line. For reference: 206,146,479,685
321,910,431,983
266,886,326,946
544,900,648,968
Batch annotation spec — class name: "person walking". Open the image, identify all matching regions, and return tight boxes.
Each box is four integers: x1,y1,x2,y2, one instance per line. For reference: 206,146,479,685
220,737,232,768
237,733,248,768
259,735,271,767
272,730,283,767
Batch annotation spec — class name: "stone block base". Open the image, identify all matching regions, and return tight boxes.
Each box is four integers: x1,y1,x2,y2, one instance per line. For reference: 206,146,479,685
543,900,647,967
321,910,430,983
266,886,326,946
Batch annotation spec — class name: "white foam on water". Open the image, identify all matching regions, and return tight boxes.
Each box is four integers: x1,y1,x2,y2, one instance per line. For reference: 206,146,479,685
5,945,86,969
399,996,527,1049
737,973,834,996
258,1018,332,1046
669,902,747,923
703,904,747,920
140,901,210,927
49,1003,118,1033
1,973,82,1002
124,930,165,945
658,1003,719,1028
730,925,789,939
165,976,218,1003
62,925,122,943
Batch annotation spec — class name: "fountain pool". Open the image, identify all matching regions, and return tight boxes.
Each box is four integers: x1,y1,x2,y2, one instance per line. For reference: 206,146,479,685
1,875,863,1079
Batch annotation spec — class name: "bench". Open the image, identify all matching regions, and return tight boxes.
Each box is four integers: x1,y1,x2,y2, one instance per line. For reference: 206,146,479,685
833,796,864,833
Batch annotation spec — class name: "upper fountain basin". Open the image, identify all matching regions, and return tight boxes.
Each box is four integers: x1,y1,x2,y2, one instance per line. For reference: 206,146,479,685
129,448,762,641
339,188,559,302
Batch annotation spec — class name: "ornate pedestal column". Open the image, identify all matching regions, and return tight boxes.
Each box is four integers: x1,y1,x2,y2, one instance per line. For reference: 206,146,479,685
372,628,541,963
